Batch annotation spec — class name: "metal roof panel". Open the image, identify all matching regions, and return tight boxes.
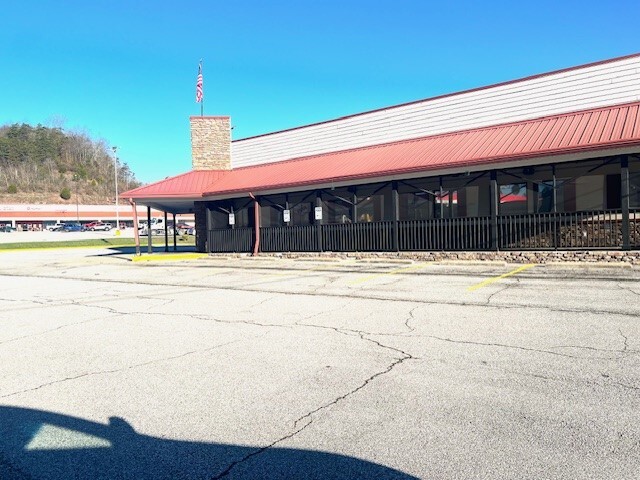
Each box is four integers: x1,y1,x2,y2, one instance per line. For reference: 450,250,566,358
126,101,640,201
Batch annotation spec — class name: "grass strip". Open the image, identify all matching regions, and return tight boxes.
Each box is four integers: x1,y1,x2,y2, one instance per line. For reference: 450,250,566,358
0,236,195,250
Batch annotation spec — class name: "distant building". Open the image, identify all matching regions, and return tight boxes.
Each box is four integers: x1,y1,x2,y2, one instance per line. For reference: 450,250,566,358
0,204,192,231
124,54,640,253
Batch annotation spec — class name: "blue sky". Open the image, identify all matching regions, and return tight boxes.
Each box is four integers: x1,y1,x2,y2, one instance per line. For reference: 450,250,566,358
1,0,638,183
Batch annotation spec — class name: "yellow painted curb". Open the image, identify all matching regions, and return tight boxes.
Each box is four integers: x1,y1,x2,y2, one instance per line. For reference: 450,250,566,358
131,253,208,262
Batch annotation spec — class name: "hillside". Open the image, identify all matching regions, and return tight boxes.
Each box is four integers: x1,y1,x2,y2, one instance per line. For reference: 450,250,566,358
0,123,141,204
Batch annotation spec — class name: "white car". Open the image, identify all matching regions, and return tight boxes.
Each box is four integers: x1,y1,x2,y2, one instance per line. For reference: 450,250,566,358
89,222,112,231
47,222,64,231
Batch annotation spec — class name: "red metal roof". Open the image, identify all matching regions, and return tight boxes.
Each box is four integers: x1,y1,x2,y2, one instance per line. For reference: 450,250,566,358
124,170,228,198
124,101,640,201
204,101,640,197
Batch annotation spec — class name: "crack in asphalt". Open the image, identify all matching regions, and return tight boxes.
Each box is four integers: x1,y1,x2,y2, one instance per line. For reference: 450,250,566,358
414,335,583,359
485,364,640,394
485,284,512,305
0,317,107,346
548,329,637,357
617,282,640,297
404,305,419,333
619,328,630,352
4,271,639,320
210,326,414,479
0,339,242,399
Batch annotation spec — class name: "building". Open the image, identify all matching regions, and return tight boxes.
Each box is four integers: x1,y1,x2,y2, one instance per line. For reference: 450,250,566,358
123,54,640,255
0,204,193,231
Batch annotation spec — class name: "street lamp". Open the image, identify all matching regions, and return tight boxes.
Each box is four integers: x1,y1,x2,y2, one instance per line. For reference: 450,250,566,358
73,173,80,223
112,146,120,230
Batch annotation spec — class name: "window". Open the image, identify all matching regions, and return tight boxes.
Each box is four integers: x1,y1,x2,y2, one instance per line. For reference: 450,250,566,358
260,195,286,227
537,182,554,213
356,184,391,222
323,189,352,224
499,183,527,215
398,179,438,220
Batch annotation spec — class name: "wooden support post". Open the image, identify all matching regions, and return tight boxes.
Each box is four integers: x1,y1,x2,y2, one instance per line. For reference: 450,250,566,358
164,211,169,253
392,181,399,252
352,189,358,224
621,156,630,250
172,213,177,252
552,164,557,213
129,199,140,256
147,206,152,254
316,191,323,252
439,178,445,219
490,171,498,251
252,196,260,256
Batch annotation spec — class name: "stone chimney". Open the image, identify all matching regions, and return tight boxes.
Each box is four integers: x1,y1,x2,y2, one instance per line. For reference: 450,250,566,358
190,116,231,170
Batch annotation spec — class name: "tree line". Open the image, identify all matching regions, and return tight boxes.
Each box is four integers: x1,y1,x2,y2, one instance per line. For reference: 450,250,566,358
0,123,141,202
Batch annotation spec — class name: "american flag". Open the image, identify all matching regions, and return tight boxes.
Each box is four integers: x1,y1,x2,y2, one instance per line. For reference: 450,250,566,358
196,62,203,103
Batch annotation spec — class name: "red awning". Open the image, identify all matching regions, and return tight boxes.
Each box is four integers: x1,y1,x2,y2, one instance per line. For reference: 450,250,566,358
124,101,640,201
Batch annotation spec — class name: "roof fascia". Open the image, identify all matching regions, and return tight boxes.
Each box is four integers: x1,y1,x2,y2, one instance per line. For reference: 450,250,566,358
201,145,640,200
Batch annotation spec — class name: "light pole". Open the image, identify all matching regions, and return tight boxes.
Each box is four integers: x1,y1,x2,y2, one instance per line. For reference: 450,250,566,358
112,146,120,230
73,173,80,223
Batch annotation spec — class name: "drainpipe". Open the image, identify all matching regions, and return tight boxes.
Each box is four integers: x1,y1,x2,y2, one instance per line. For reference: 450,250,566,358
128,198,141,256
249,192,260,256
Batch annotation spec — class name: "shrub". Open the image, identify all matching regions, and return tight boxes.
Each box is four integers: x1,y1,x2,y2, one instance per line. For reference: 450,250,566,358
60,187,71,200
7,184,17,194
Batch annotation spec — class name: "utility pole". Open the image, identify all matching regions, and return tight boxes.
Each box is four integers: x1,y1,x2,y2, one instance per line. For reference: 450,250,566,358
112,146,120,230
73,173,80,223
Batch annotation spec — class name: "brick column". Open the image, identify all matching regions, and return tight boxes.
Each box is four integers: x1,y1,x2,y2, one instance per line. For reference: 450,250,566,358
190,116,231,170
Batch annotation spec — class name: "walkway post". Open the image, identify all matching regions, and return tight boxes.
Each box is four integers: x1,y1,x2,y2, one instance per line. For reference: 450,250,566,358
164,211,169,253
147,206,152,254
490,171,498,251
129,199,141,256
552,164,559,248
621,156,630,250
316,191,323,252
173,213,177,252
392,181,399,252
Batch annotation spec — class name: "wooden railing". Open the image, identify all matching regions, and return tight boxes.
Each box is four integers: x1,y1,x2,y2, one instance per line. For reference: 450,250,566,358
208,227,253,253
261,225,318,252
398,217,492,251
208,209,640,253
322,222,394,252
498,210,625,250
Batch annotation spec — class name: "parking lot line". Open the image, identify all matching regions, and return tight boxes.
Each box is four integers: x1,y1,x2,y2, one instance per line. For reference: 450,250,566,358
349,263,429,285
467,264,535,291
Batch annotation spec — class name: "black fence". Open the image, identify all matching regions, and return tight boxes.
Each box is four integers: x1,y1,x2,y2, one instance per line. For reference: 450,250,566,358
208,227,253,253
261,225,318,252
208,209,640,253
398,218,492,251
322,222,394,252
498,210,629,250
632,210,640,248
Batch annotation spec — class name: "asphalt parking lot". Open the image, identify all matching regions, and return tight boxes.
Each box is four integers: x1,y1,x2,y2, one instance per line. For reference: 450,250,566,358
1,248,639,479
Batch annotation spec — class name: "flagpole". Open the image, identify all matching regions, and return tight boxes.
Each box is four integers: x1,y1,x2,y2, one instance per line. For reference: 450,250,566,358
200,59,204,117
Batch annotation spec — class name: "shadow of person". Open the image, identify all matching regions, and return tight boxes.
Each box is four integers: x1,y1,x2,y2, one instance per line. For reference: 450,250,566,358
0,406,418,479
